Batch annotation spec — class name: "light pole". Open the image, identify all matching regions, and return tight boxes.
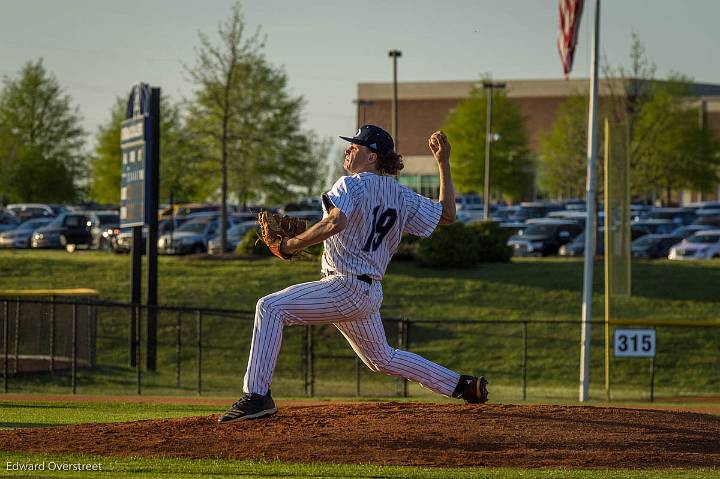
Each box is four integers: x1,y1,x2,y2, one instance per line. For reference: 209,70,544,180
482,81,506,220
388,49,402,149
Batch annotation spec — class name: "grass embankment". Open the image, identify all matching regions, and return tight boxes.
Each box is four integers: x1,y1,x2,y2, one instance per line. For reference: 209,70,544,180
0,251,718,400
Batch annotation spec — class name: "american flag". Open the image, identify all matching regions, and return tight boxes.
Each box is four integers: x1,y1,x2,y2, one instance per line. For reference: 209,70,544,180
557,0,584,79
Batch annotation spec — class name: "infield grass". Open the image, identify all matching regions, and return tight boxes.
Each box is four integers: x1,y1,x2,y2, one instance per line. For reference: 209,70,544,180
1,451,718,479
1,398,719,430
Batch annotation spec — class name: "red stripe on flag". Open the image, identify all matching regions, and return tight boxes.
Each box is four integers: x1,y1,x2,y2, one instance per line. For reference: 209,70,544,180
557,0,584,79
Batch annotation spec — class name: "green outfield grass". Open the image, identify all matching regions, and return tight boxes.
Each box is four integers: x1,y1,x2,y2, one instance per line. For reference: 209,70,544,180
1,399,719,478
1,451,718,479
2,451,718,479
0,251,718,401
0,401,219,428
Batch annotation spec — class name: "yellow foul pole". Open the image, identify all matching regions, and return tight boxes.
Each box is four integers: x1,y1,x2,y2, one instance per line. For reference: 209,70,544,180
604,117,610,402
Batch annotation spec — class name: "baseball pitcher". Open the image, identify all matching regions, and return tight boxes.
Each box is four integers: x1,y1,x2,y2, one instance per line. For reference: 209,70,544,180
219,125,488,423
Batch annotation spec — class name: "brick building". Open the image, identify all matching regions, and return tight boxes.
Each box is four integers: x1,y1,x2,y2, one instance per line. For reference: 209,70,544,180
356,79,720,202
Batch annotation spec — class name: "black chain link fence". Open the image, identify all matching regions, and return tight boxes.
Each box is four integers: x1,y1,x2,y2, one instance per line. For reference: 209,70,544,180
2,297,719,401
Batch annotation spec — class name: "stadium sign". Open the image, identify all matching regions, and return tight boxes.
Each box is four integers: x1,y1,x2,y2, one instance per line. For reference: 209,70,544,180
120,83,155,227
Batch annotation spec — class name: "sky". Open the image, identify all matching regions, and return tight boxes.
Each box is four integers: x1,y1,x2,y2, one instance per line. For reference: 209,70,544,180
2,0,719,156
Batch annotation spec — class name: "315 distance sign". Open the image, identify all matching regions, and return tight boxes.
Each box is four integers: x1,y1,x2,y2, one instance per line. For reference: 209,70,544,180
613,328,656,357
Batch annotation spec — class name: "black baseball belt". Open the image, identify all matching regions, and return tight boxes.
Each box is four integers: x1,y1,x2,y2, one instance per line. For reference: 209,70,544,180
324,270,373,285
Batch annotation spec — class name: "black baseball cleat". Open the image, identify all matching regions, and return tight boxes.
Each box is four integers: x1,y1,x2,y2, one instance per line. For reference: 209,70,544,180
218,391,277,423
452,375,489,404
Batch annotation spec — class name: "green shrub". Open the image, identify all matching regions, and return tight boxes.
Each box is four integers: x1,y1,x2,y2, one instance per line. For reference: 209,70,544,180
394,233,420,260
466,221,513,262
236,229,271,256
414,221,511,267
296,242,323,261
235,229,323,260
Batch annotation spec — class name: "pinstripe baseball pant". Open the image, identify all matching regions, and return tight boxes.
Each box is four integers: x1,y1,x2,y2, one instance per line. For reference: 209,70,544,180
243,274,460,397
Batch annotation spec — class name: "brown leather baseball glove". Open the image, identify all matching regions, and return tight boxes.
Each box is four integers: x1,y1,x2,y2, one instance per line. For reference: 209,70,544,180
256,211,307,260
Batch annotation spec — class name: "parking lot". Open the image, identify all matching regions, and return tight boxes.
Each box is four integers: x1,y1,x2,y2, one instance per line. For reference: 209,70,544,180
2,198,720,260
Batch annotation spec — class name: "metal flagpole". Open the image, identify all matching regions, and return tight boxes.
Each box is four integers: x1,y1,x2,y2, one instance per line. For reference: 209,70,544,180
579,0,600,402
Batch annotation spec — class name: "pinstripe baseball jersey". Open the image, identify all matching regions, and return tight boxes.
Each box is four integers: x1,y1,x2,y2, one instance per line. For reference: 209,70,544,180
321,172,442,280
240,170,462,401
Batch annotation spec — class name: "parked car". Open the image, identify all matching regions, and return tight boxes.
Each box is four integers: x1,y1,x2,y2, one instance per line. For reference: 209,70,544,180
507,219,583,256
507,202,549,223
112,227,135,254
112,218,188,254
232,212,258,223
562,199,586,211
560,224,648,257
631,219,676,236
457,209,486,224
671,224,715,239
455,195,484,211
284,198,323,212
159,203,220,220
159,216,188,235
686,201,720,210
0,217,53,248
48,204,69,216
558,229,605,257
498,221,528,237
207,221,258,255
668,230,720,260
491,206,521,222
692,209,720,228
645,207,697,226
0,210,20,233
545,210,592,228
158,214,235,255
31,212,93,250
631,234,683,259
88,211,120,250
6,203,56,221
630,204,653,221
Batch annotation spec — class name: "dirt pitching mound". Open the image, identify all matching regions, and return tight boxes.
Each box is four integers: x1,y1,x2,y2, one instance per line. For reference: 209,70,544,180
2,402,719,468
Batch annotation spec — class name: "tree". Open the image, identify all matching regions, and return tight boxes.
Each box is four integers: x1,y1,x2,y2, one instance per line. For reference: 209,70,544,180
0,59,85,202
325,144,348,188
603,30,657,135
631,81,720,200
0,128,24,205
88,95,202,205
542,33,720,203
442,81,534,202
538,95,591,198
185,2,314,250
602,32,720,203
293,132,332,197
87,98,125,204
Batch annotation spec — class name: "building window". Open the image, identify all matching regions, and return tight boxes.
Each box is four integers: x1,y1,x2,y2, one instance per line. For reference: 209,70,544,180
399,175,440,198
420,175,440,199
399,175,419,192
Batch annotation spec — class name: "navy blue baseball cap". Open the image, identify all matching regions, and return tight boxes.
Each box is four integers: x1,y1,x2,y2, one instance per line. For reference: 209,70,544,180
340,124,395,155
